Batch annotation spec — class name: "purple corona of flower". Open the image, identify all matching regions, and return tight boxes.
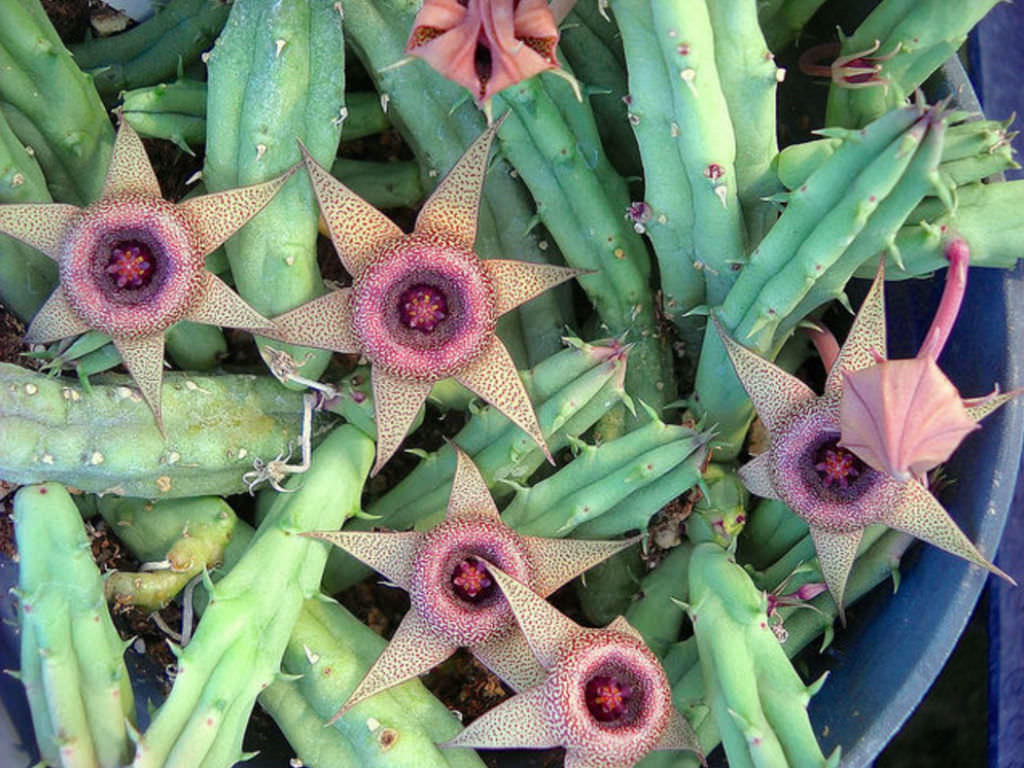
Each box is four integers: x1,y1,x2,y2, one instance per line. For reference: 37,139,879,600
443,564,701,768
263,118,581,474
301,446,635,723
0,121,292,432
715,260,1016,615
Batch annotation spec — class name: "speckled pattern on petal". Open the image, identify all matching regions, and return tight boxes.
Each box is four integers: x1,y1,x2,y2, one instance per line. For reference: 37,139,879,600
487,566,578,669
448,445,503,519
0,203,79,260
301,530,421,589
523,536,638,597
327,609,456,722
113,334,166,434
176,168,298,256
713,316,815,435
825,260,887,400
301,144,403,278
101,121,161,198
23,287,90,344
884,480,1015,583
483,259,583,317
472,624,548,692
415,116,504,246
808,526,864,619
455,335,552,462
261,289,360,352
184,273,271,330
443,686,561,749
371,371,432,475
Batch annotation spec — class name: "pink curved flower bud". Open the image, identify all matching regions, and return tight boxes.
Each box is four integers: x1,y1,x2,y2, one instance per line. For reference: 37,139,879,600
840,357,978,482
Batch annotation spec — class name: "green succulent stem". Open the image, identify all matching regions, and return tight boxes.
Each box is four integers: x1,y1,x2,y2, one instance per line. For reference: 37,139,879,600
70,0,230,101
14,483,136,768
204,0,345,386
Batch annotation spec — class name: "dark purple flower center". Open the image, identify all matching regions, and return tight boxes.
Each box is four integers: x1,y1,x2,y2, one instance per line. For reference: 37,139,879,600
813,440,865,489
842,58,880,84
585,675,634,723
450,557,495,603
398,284,448,333
106,240,156,290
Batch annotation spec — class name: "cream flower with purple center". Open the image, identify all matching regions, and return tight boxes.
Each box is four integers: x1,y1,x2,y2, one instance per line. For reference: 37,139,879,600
264,118,581,474
0,121,293,432
301,446,635,723
714,261,1016,615
443,564,701,768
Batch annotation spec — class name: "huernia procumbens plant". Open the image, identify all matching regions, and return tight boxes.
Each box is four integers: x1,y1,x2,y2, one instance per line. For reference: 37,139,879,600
301,445,636,720
444,562,702,767
715,254,1017,615
0,120,292,432
261,116,581,474
1,1,1022,767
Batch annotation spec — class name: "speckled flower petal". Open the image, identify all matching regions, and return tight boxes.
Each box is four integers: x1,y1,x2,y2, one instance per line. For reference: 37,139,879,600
713,317,815,435
738,452,779,500
883,480,1016,584
455,336,552,463
523,536,638,597
808,526,863,619
300,530,421,590
483,260,583,317
825,261,887,400
182,273,271,330
113,333,166,435
443,686,561,749
964,388,1024,422
605,615,644,640
23,287,90,344
447,445,501,520
371,370,431,475
471,625,547,692
564,755,636,768
487,564,579,670
300,144,402,278
102,122,162,199
415,116,504,247
0,203,79,260
260,290,359,353
176,166,299,256
327,609,456,723
653,709,702,754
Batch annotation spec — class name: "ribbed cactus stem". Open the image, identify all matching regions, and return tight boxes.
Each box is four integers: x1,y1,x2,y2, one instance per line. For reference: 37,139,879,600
0,363,314,498
132,425,374,768
204,0,345,386
14,483,136,768
686,543,836,768
0,0,113,205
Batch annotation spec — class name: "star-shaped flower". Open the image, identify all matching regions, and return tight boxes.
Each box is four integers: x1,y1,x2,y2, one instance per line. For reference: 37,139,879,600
0,121,292,432
715,261,1016,615
302,446,636,722
405,0,562,107
263,118,580,474
838,239,1019,482
443,563,701,768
